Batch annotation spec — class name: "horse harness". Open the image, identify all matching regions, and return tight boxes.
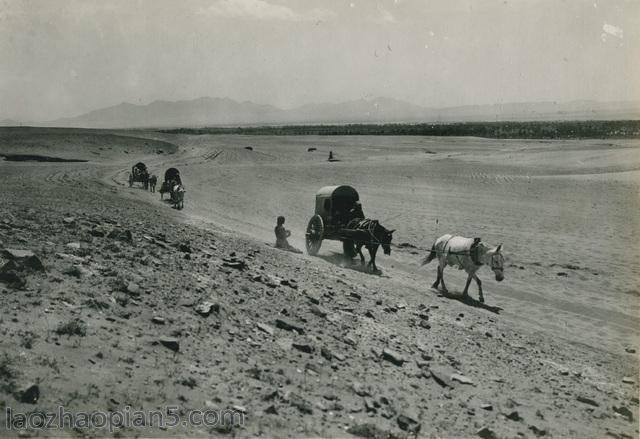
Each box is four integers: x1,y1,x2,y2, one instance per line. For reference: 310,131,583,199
345,219,382,246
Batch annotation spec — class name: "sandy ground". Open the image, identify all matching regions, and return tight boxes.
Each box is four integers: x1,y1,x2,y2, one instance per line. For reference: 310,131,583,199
0,127,638,438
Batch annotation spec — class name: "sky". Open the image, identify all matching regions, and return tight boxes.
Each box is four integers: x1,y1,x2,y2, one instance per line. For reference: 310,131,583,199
0,0,638,121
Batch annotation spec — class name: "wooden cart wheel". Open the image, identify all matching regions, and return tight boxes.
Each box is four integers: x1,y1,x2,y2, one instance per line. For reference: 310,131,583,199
305,215,324,256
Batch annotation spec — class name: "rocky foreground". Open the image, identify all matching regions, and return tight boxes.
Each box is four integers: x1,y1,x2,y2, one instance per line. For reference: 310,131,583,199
0,165,638,438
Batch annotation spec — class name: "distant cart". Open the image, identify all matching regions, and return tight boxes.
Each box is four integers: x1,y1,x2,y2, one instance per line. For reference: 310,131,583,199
163,167,182,186
129,162,149,189
305,185,360,256
160,167,184,209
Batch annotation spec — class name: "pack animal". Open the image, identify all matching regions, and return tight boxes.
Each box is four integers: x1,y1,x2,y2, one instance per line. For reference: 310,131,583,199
422,234,504,303
159,181,172,200
148,174,157,193
171,183,185,210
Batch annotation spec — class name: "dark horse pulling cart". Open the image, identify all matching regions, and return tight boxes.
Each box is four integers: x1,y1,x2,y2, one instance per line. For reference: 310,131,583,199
129,162,149,189
305,185,395,271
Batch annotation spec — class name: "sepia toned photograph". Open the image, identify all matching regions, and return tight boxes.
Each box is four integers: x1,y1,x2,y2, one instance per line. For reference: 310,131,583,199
0,1,638,437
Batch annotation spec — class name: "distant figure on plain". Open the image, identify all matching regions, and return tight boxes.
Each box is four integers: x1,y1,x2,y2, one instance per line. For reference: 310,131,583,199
275,216,302,253
328,151,334,161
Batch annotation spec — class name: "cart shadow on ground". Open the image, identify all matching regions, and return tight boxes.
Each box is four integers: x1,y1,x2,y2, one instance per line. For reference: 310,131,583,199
432,288,503,314
317,252,392,278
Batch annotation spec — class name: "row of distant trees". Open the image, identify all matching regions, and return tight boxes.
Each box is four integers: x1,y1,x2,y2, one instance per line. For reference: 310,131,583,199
161,120,640,139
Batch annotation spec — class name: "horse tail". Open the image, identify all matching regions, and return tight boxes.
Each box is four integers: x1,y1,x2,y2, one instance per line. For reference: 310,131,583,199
421,243,437,266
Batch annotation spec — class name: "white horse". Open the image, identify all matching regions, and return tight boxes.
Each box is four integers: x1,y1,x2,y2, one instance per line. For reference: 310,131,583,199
171,184,185,210
421,234,504,303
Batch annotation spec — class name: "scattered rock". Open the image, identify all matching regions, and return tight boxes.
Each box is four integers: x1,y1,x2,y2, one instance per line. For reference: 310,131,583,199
66,242,81,250
320,346,334,361
231,405,247,414
310,304,328,318
504,410,522,421
107,228,133,242
613,405,633,422
104,242,122,253
625,347,636,354
280,279,297,289
364,397,377,412
397,414,421,434
2,249,36,259
256,322,275,336
476,426,498,439
126,281,140,295
382,348,405,366
528,425,548,437
480,404,493,411
306,294,321,305
89,228,105,237
1,249,45,272
451,373,474,385
16,383,40,404
343,335,358,346
576,395,599,407
275,318,304,333
158,337,179,352
222,256,247,270
276,338,292,351
292,341,314,354
557,272,568,277
63,265,91,278
622,377,635,384
0,261,27,286
195,301,219,317
152,316,165,325
333,352,346,362
55,252,84,263
429,366,454,388
347,423,395,439
351,382,372,397
288,393,313,414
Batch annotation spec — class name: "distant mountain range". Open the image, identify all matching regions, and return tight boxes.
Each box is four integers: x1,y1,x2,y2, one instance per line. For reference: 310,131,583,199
4,97,640,128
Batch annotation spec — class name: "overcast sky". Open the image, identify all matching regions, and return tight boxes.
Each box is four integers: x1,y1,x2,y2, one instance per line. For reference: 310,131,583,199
0,0,638,121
